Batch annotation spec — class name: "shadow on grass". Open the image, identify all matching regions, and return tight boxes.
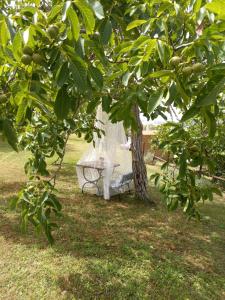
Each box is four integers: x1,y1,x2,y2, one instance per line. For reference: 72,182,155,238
57,261,152,299
0,179,225,261
0,175,225,299
54,192,225,299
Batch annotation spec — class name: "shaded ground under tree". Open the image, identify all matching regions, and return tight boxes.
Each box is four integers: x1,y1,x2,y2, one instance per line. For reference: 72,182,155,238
0,137,224,299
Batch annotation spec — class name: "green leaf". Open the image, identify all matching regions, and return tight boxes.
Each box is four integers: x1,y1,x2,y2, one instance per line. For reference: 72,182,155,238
174,76,190,105
75,0,95,34
128,56,142,66
126,20,147,31
45,194,62,212
147,70,173,78
0,19,10,47
89,0,104,19
174,2,180,15
62,1,71,21
102,95,112,113
179,151,187,178
70,59,87,93
148,91,164,114
12,31,23,61
122,71,133,87
169,196,179,211
115,41,132,55
89,65,103,89
137,91,148,114
193,0,202,13
131,35,150,50
209,63,225,71
161,161,169,170
211,186,222,196
5,17,15,41
56,62,69,87
205,0,225,19
16,99,28,124
44,223,54,245
54,86,71,120
181,106,199,122
196,76,225,107
205,110,217,138
48,4,62,22
10,196,19,210
166,82,179,105
183,199,190,213
157,40,171,67
99,19,112,45
23,26,36,47
20,6,37,15
87,98,99,114
67,7,80,41
154,174,160,186
3,119,18,151
143,39,156,61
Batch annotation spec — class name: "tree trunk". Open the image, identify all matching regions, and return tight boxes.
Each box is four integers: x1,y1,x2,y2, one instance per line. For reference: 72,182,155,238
131,104,154,204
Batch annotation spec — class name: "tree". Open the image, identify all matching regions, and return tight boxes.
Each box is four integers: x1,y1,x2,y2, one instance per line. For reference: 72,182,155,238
0,0,225,242
131,104,151,203
101,0,225,212
0,0,107,242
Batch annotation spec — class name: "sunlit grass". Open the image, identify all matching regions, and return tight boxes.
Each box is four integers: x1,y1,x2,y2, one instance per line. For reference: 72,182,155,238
0,136,225,299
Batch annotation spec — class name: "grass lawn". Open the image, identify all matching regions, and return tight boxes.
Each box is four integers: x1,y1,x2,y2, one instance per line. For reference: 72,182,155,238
0,136,225,300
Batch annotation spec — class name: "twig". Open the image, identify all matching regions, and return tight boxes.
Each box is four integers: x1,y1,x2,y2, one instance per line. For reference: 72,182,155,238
175,42,194,51
152,155,225,183
49,132,70,187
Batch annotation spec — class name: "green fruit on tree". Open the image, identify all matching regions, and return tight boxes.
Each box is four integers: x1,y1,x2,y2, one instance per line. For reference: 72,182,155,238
182,66,192,75
32,53,44,64
190,145,199,152
23,46,33,56
169,56,182,66
47,25,59,39
0,94,7,102
192,63,205,73
21,54,32,65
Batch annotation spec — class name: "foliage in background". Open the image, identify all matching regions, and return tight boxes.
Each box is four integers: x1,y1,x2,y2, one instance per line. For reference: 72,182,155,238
154,98,225,177
151,109,224,217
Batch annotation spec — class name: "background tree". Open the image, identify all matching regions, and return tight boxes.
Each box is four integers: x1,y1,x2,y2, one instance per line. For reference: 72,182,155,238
0,0,107,242
99,0,225,208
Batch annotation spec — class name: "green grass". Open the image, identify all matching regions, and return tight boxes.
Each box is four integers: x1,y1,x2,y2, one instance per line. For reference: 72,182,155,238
0,136,225,299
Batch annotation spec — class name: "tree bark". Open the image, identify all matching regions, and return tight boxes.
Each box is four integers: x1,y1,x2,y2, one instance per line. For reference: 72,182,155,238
131,104,154,204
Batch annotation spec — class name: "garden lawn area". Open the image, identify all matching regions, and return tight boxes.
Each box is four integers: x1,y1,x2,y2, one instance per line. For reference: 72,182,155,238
0,136,225,300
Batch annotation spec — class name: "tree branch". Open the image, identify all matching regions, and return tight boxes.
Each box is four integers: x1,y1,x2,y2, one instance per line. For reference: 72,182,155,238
49,132,70,187
175,42,194,51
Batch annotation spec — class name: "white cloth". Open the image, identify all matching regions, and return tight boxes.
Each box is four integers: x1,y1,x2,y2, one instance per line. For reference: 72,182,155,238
76,105,132,199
